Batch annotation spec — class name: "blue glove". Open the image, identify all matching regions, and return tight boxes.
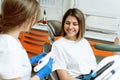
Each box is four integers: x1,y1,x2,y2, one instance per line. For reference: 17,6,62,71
77,70,93,80
36,57,53,80
30,52,47,65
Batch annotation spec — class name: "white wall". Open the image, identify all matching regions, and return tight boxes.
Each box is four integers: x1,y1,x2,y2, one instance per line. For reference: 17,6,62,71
74,0,120,18
39,0,120,20
39,0,75,21
39,0,62,21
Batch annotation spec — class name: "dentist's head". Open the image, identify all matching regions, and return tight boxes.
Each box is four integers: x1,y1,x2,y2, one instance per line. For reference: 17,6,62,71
0,0,40,34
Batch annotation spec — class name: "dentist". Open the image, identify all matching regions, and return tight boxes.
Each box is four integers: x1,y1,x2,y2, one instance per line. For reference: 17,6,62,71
0,0,53,80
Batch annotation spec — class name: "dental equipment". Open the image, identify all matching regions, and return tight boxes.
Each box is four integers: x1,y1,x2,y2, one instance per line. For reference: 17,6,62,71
102,67,119,80
91,60,114,80
34,52,54,72
77,60,114,80
33,52,59,72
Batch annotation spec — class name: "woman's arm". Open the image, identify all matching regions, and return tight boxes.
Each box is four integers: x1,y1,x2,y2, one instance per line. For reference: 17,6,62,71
7,76,40,80
114,36,120,45
7,77,21,80
114,37,119,45
31,75,40,80
57,70,79,80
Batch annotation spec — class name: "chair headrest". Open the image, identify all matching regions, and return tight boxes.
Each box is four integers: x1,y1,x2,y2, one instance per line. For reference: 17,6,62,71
95,43,120,52
47,20,62,36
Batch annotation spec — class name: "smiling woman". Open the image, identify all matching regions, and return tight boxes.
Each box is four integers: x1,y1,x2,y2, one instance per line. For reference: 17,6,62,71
64,15,79,40
50,8,97,80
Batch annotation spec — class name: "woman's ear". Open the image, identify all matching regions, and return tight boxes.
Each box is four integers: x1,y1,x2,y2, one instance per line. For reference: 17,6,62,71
23,16,37,32
22,20,31,32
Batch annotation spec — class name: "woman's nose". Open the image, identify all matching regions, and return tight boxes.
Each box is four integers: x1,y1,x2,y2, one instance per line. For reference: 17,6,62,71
69,23,73,28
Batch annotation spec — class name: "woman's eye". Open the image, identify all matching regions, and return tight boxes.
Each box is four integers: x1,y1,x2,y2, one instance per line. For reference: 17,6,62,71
73,23,78,26
65,22,70,25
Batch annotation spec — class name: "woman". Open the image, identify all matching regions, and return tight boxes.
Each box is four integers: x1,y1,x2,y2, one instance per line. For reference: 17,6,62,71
0,0,53,80
51,8,97,80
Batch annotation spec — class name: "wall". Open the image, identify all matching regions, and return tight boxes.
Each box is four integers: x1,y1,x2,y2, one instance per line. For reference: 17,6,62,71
39,0,75,21
74,0,120,18
39,0,120,20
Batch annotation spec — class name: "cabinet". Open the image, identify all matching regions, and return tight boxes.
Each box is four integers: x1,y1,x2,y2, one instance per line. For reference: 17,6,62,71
19,24,50,58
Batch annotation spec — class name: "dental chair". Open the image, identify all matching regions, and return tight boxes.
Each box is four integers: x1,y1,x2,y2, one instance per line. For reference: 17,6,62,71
47,20,62,44
94,43,120,52
42,43,59,80
43,20,62,80
94,33,120,53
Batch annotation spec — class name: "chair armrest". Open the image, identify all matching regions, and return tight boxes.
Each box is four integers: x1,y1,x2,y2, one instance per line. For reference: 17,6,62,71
42,43,52,52
94,44,120,52
49,71,59,80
